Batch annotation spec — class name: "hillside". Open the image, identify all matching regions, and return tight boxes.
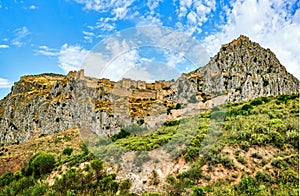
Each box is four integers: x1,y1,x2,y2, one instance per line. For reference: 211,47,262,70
0,35,299,195
0,35,298,146
0,94,298,195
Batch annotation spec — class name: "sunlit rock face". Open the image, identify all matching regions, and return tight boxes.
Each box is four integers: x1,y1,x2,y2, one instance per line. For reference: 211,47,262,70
173,35,299,103
0,35,298,144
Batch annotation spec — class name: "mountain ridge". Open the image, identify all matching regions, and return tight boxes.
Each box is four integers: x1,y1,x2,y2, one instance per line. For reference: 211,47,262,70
0,35,298,145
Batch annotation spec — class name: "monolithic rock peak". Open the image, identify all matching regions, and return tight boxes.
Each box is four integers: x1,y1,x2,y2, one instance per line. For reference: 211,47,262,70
174,35,299,103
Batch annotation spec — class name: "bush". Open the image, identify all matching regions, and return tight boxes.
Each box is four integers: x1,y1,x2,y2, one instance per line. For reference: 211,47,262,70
163,120,180,126
28,152,56,177
63,147,73,156
192,187,205,196
0,171,15,187
91,159,104,171
237,156,247,164
255,171,272,184
240,141,250,151
236,176,260,195
261,97,271,103
111,129,130,141
250,99,263,106
271,159,287,169
278,170,298,184
241,104,253,111
286,130,299,148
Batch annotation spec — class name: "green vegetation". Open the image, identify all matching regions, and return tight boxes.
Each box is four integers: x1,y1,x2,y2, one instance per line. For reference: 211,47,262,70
0,144,132,196
0,94,298,195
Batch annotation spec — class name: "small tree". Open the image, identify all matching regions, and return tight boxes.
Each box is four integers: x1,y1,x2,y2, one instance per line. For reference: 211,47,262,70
28,152,56,177
91,159,104,179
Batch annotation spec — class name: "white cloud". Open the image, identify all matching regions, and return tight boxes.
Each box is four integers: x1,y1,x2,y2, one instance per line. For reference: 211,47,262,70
58,44,89,73
35,44,89,74
35,45,58,56
29,5,38,10
0,78,11,88
74,0,135,13
202,0,300,79
81,0,163,37
83,31,95,43
102,49,141,81
176,0,216,35
95,17,116,33
0,44,9,49
12,26,30,47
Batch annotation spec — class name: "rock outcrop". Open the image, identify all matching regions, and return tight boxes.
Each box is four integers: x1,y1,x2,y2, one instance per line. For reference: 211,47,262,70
173,35,299,103
0,35,298,144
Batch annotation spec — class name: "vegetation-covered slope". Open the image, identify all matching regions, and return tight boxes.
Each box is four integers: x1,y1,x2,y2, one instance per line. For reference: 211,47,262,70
0,94,298,195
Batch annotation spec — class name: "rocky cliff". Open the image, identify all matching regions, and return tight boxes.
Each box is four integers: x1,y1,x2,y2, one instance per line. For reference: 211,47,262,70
173,35,299,103
0,35,298,144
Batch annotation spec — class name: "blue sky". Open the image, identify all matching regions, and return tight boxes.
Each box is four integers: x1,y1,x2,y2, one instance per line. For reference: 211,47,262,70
0,0,299,99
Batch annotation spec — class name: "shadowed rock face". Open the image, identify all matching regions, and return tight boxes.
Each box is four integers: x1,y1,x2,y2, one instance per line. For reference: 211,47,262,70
0,35,298,144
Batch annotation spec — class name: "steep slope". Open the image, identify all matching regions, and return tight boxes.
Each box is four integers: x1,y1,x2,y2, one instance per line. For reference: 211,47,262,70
0,35,298,145
0,94,298,195
173,35,299,103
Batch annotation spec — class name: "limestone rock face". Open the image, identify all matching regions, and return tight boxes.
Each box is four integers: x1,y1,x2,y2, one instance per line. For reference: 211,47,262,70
174,35,299,103
0,35,298,144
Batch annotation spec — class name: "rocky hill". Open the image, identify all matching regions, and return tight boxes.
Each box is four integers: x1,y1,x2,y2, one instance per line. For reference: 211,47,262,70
0,35,298,145
173,35,299,103
0,35,299,195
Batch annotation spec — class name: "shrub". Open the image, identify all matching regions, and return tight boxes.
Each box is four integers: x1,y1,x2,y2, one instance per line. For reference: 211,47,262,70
192,187,205,196
286,130,299,148
28,152,56,177
91,159,104,171
111,129,130,141
63,147,73,156
240,141,250,151
271,159,287,169
237,156,247,164
30,184,49,196
163,120,180,126
250,99,263,106
278,170,298,184
0,171,15,187
261,96,271,103
255,171,272,184
269,131,284,148
241,104,253,111
236,176,260,195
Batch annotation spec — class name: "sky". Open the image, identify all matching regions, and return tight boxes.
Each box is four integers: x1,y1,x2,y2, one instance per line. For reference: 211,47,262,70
0,0,299,99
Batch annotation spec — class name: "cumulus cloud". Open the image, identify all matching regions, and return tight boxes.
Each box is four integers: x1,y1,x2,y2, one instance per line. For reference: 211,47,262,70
58,44,89,73
202,0,300,79
35,44,89,73
73,0,299,79
0,44,9,49
176,0,216,35
0,78,10,88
